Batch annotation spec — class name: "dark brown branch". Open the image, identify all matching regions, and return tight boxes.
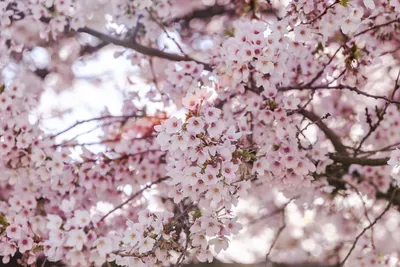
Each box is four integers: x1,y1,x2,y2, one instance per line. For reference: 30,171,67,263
170,4,235,24
329,154,389,166
298,110,392,167
79,42,108,56
298,112,330,136
298,109,347,154
77,27,212,71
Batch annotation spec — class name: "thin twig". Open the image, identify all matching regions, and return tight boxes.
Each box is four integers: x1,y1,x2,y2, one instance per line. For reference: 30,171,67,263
174,226,191,267
340,189,398,266
50,114,141,139
55,136,155,148
279,84,400,105
306,45,343,86
302,1,339,25
266,210,286,258
340,179,375,248
358,141,400,157
148,10,188,57
149,58,166,96
353,70,400,155
354,19,400,37
96,176,169,224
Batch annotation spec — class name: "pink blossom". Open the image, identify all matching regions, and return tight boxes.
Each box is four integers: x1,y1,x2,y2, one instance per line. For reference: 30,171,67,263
138,237,155,254
65,249,86,266
209,236,229,253
94,237,113,257
18,237,33,253
66,229,88,250
6,225,22,239
388,149,400,167
73,210,91,228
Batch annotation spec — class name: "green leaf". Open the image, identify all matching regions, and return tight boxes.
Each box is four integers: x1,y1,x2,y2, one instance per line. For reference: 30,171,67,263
0,215,8,226
340,0,349,7
224,28,235,37
312,42,324,55
192,209,202,219
267,99,278,110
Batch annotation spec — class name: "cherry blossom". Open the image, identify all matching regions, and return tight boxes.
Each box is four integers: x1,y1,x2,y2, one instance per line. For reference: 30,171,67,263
0,1,400,267
66,229,88,250
388,149,400,167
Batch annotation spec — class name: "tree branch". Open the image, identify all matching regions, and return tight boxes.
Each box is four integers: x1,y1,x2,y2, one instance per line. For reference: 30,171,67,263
354,18,400,37
170,4,235,23
298,110,393,167
298,109,347,154
353,70,400,155
77,27,212,71
49,114,143,139
328,154,389,166
79,42,108,56
280,84,400,105
96,176,169,224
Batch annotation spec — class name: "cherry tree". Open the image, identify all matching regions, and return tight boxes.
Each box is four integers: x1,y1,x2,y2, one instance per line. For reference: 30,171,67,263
1,0,400,266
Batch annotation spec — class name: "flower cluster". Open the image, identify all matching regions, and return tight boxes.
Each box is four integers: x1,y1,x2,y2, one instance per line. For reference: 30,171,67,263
1,0,400,267
163,61,208,104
